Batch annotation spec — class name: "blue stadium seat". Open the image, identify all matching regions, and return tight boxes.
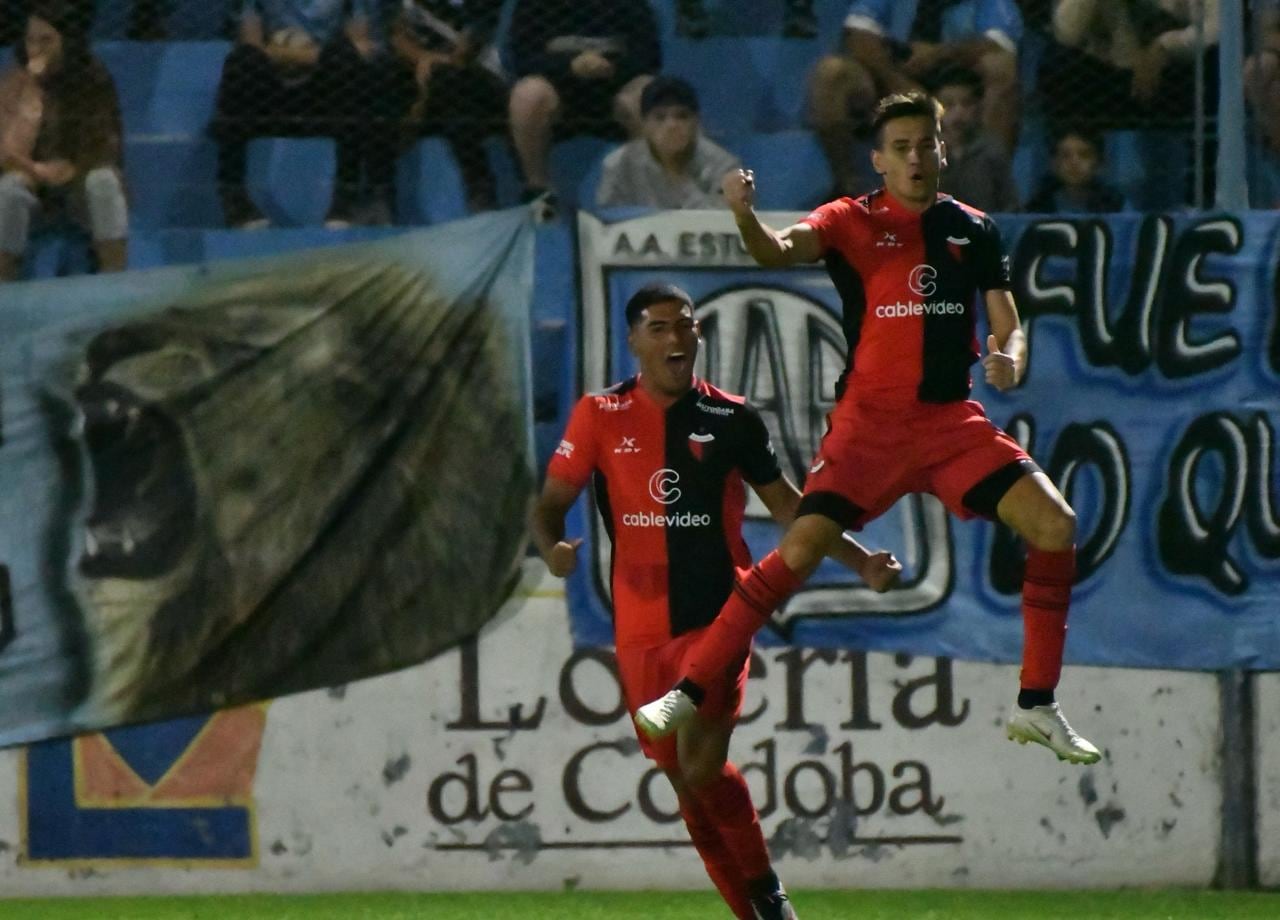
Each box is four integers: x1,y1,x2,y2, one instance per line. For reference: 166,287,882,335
664,37,768,139
1103,129,1190,211
745,38,821,132
126,138,222,229
145,42,230,137
24,225,93,281
484,138,523,209
396,138,469,226
246,137,336,227
728,130,831,211
94,41,165,136
549,136,618,212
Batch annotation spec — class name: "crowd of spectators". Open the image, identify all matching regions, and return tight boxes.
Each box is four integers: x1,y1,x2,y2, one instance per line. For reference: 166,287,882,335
1,0,1275,277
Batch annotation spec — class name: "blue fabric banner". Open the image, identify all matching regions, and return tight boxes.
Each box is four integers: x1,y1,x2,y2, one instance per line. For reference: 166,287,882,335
568,209,1280,671
0,210,537,747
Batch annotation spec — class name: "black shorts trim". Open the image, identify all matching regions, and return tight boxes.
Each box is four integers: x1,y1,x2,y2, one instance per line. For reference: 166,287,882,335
962,459,1041,519
797,491,865,531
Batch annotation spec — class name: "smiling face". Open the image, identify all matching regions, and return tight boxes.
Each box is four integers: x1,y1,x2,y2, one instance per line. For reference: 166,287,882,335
872,113,945,209
628,298,699,402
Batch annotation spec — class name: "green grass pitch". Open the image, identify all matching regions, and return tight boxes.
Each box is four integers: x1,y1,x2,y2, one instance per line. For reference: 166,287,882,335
1,890,1277,919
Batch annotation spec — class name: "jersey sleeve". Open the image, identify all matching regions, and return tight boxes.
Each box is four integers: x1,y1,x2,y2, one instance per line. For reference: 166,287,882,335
737,405,783,486
546,396,601,489
974,215,1013,291
799,197,856,254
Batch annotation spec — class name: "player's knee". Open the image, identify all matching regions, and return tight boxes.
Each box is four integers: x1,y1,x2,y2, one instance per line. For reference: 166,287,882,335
1031,506,1077,552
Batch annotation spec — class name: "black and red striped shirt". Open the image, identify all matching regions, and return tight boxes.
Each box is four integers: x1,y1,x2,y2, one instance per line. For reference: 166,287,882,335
801,188,1012,404
548,376,782,648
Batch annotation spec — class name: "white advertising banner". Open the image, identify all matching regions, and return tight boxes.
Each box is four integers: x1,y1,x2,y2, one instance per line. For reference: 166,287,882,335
0,563,1223,895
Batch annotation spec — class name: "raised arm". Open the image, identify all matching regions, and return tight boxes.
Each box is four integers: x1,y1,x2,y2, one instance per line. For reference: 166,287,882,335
751,476,901,591
722,168,824,268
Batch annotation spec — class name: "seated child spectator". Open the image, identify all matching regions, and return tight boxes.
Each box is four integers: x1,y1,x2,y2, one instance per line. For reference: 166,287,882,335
1024,126,1126,213
596,75,738,209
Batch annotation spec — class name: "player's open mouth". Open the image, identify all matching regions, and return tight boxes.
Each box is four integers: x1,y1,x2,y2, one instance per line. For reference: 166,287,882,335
76,380,197,579
666,351,689,369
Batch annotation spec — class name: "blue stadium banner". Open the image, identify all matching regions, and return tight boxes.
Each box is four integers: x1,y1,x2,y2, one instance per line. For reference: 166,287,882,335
571,209,1280,671
0,210,537,747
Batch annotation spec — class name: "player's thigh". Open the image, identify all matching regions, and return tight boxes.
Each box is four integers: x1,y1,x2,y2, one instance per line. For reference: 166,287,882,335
926,403,1036,520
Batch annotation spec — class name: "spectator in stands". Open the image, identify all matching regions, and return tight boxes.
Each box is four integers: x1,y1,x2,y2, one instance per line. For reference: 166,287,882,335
391,0,508,212
209,0,401,229
808,0,1023,198
1245,0,1280,156
1024,125,1126,212
1039,0,1220,133
0,0,127,281
596,75,738,209
933,65,1019,212
675,0,818,39
507,0,661,214
0,0,167,43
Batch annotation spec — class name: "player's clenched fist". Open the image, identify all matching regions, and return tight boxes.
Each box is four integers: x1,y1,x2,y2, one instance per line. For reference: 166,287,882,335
983,334,1018,391
721,168,756,215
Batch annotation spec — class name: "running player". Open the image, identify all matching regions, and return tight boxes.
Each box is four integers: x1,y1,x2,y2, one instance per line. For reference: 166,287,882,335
531,282,901,920
634,92,1101,765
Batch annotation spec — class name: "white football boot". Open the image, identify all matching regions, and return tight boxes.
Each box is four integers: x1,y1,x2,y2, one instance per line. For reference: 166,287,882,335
1006,702,1101,764
634,688,697,739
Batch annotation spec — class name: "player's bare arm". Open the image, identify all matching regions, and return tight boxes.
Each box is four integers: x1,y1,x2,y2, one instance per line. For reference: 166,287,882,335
529,477,584,578
982,288,1026,391
722,169,823,268
750,477,901,591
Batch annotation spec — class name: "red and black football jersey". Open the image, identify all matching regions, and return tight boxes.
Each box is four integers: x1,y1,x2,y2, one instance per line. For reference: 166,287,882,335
547,376,782,649
801,188,1012,404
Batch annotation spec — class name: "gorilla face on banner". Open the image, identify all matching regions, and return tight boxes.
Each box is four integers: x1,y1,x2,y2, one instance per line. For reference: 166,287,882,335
42,254,533,728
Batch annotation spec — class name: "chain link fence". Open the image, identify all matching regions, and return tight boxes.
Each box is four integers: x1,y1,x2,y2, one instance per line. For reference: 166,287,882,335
0,1,1275,274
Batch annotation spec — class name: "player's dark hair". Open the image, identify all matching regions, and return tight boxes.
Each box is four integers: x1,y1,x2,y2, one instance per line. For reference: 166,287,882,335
625,283,695,327
872,91,943,148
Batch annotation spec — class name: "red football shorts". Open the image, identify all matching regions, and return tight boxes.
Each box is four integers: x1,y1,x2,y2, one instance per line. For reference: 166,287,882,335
803,395,1034,529
616,626,751,767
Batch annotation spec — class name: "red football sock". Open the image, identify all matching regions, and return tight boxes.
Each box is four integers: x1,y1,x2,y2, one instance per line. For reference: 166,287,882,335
1021,546,1076,691
678,789,754,920
685,551,803,689
693,762,773,884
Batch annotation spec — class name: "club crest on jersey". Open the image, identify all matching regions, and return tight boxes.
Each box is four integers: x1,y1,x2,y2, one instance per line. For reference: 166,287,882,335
946,236,970,263
687,431,715,461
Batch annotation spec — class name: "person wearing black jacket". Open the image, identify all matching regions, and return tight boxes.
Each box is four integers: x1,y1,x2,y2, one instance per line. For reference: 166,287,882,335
507,0,661,209
1024,127,1126,213
391,0,507,211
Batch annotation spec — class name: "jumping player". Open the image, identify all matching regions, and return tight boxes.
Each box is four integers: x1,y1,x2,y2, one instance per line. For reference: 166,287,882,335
531,282,901,920
634,92,1101,766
